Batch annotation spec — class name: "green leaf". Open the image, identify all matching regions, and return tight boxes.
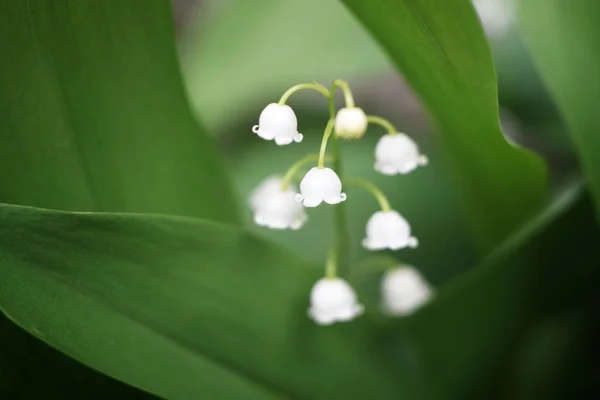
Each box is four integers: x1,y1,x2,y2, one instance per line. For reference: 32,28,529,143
0,315,153,398
0,0,238,222
340,0,548,248
1,180,598,399
516,0,600,224
376,180,600,399
0,206,400,399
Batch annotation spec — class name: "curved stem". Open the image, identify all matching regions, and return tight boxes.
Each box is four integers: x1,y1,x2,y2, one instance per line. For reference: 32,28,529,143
328,82,337,118
278,83,330,105
325,245,338,279
367,115,397,135
332,79,355,108
281,154,321,190
289,156,332,182
343,178,391,212
318,119,335,168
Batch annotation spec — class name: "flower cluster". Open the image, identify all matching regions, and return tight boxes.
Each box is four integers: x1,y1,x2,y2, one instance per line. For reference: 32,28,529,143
249,80,433,325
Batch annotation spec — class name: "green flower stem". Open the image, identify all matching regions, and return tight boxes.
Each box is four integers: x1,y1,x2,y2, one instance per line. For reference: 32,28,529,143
281,154,322,190
328,80,351,274
343,178,392,212
278,83,330,105
325,245,338,279
290,156,332,182
318,119,335,168
331,133,349,273
366,115,398,135
332,79,355,108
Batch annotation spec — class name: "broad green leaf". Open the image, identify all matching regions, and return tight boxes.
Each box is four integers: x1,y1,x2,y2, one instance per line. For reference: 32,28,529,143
0,206,400,399
390,180,600,399
0,0,238,222
516,0,600,224
340,0,548,248
1,179,598,399
180,0,390,132
0,315,152,399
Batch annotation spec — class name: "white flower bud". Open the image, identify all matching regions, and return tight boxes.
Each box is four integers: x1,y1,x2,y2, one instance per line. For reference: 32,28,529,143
334,107,368,140
249,175,307,230
381,266,433,316
252,103,303,145
362,210,418,251
374,133,428,176
308,278,364,325
296,167,347,207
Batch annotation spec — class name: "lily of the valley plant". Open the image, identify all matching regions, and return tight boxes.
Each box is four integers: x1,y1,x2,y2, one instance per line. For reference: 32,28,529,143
249,80,433,325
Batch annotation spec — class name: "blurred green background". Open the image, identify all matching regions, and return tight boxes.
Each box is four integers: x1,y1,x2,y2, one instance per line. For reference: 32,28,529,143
1,0,599,399
179,0,570,278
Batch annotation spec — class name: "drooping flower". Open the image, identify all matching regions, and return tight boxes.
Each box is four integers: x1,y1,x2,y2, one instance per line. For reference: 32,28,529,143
381,266,433,316
334,107,368,140
296,167,347,207
362,210,418,250
308,278,364,325
249,175,281,209
249,175,307,230
374,133,428,175
252,103,303,145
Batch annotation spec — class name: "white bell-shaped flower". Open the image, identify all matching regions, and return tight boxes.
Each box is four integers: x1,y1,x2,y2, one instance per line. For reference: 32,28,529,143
252,103,303,145
249,175,282,209
362,210,418,250
375,133,428,175
249,176,307,230
381,266,433,316
334,107,368,140
296,167,347,207
308,278,364,325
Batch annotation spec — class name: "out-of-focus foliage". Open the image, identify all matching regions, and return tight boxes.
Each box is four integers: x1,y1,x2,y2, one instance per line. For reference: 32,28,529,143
1,180,597,400
0,315,153,399
340,0,548,249
0,0,598,398
180,0,390,132
517,0,600,222
0,0,238,223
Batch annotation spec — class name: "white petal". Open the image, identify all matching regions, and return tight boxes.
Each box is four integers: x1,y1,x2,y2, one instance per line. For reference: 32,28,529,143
253,126,276,141
381,266,433,316
274,135,294,146
254,103,301,146
249,176,307,230
374,133,426,175
323,192,347,205
308,278,363,325
299,167,346,208
249,175,284,209
363,210,417,251
362,237,386,251
301,196,323,208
